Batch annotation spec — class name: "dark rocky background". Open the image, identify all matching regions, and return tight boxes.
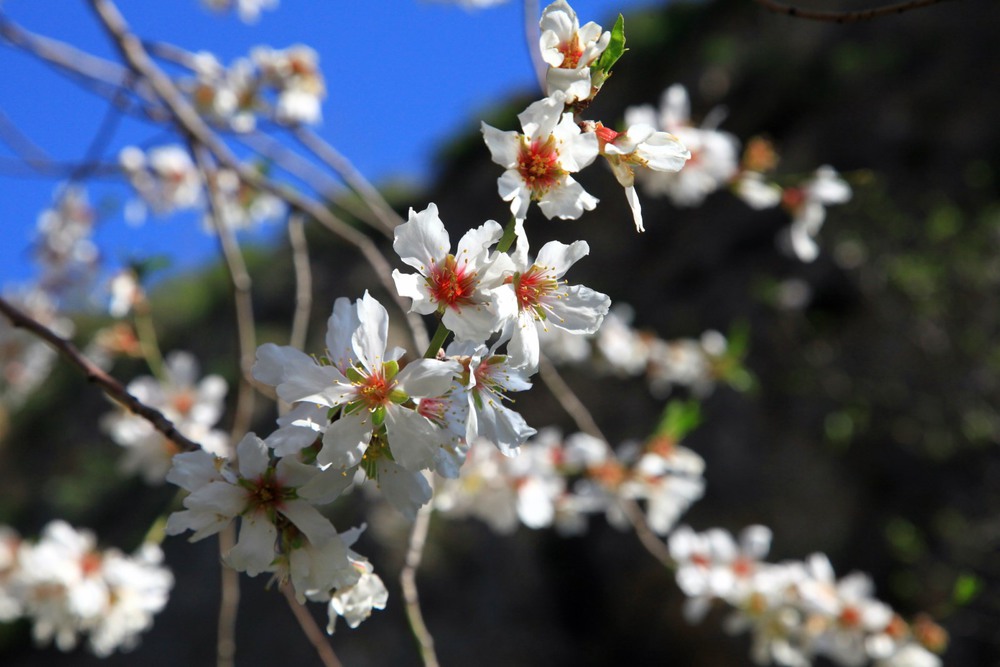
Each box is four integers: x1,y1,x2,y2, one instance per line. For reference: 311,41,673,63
1,0,999,664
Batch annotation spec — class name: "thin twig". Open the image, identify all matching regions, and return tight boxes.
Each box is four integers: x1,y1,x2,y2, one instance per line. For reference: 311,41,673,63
401,474,440,667
287,212,313,353
752,0,953,23
88,0,428,352
216,524,240,667
537,354,675,569
0,13,162,117
191,144,257,444
0,296,200,452
291,127,403,236
523,0,547,94
537,354,605,441
281,583,343,667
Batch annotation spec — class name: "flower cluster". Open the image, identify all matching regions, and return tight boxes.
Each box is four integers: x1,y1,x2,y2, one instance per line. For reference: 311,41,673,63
436,426,705,537
669,525,947,667
187,45,325,130
200,0,278,24
165,431,387,631
538,303,748,398
102,351,230,484
33,184,99,295
119,144,285,231
625,85,853,261
481,4,690,232
0,521,172,657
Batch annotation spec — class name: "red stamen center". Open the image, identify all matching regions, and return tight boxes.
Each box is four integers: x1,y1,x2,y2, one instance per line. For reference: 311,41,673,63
517,136,563,196
428,255,478,310
358,370,393,408
512,266,556,312
557,38,583,69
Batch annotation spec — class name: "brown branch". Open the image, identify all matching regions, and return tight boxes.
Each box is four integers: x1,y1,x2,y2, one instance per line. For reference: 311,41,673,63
0,296,200,452
217,524,241,667
287,212,313,354
537,354,675,569
291,127,403,237
0,13,162,118
752,0,954,23
400,475,441,667
191,144,256,446
88,0,428,352
281,583,343,667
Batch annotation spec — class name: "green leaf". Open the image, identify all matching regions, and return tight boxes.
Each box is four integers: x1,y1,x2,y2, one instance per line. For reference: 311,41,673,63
953,573,982,606
593,15,627,76
655,400,702,440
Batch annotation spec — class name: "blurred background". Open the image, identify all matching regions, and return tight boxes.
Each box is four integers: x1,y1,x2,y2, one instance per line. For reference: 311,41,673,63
1,0,999,665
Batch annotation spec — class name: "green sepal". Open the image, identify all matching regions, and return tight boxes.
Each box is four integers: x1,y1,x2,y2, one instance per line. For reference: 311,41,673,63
345,366,365,384
591,15,626,87
343,399,367,415
389,389,409,404
655,399,702,441
372,406,387,428
383,359,400,380
472,389,485,412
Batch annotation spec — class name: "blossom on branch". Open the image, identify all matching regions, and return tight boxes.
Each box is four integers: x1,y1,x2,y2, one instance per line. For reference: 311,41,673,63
482,91,599,221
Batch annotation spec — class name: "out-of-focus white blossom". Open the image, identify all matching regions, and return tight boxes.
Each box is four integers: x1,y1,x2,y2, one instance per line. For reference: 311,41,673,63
1,522,171,656
119,145,202,221
201,0,278,23
668,524,946,667
780,165,853,263
0,287,74,408
625,84,740,206
102,350,229,484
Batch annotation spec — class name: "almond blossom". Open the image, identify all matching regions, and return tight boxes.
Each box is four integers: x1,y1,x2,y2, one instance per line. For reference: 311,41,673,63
101,350,230,484
593,122,690,231
119,145,203,221
392,203,516,342
446,340,537,456
780,165,853,262
539,0,611,104
5,521,172,656
482,91,599,221
253,292,461,518
166,432,344,579
625,84,740,206
503,220,610,372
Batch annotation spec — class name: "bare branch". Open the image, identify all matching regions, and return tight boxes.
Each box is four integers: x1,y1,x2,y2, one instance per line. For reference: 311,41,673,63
401,475,441,667
0,296,200,452
191,144,256,446
287,212,313,354
216,525,240,667
537,354,675,569
291,127,403,237
523,0,547,94
281,584,343,667
88,0,428,352
752,0,954,23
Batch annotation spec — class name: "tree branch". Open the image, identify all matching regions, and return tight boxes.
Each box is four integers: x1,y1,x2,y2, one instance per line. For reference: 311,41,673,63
0,296,201,452
752,0,953,23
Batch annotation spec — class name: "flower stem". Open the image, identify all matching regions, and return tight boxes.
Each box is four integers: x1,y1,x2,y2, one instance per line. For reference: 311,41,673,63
496,215,518,254
423,319,451,359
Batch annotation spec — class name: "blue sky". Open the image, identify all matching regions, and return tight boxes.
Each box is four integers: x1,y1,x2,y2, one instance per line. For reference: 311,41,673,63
0,0,655,292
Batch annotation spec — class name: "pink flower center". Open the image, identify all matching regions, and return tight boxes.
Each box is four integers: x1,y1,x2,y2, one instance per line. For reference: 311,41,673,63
511,266,557,313
517,136,564,196
557,38,583,69
357,369,393,408
427,255,477,310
